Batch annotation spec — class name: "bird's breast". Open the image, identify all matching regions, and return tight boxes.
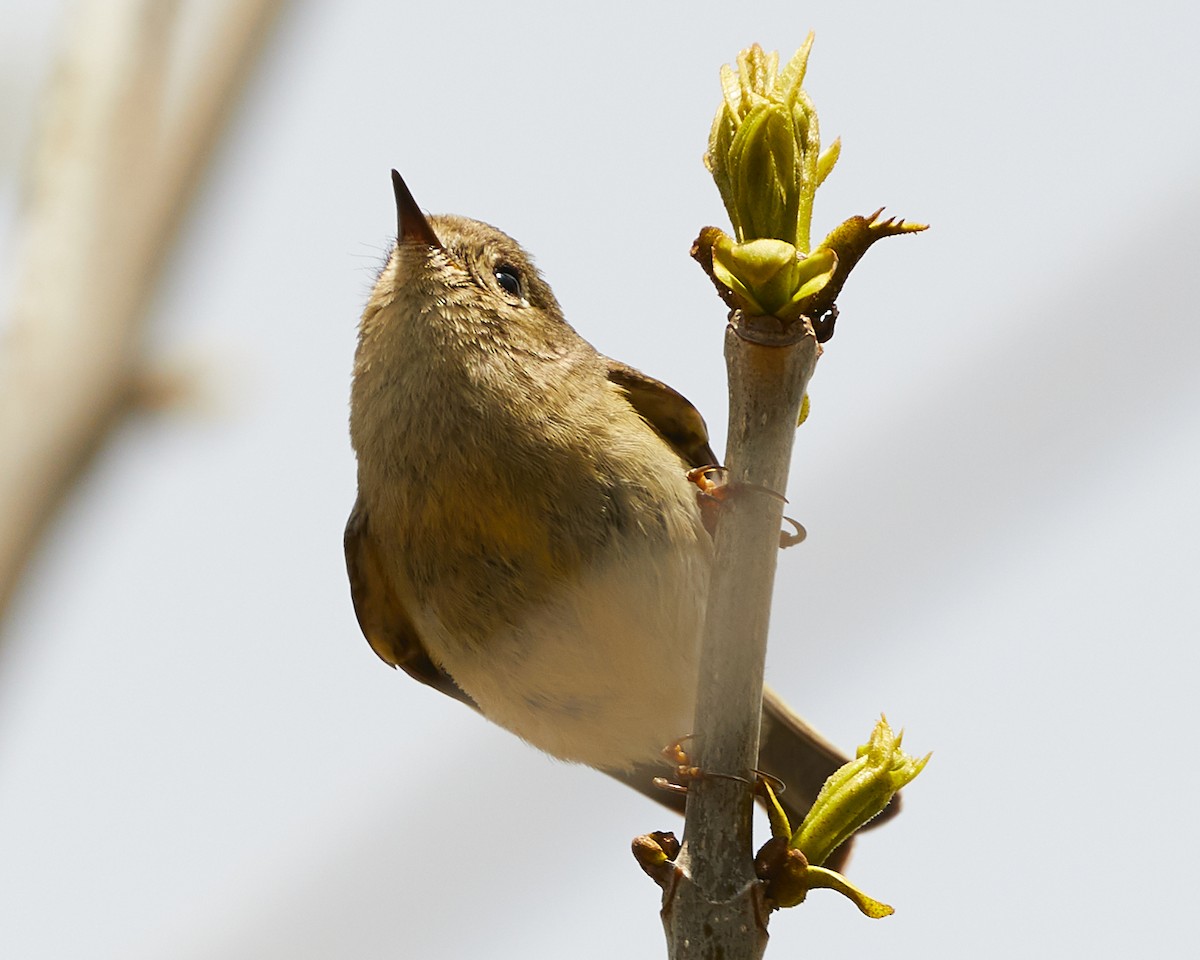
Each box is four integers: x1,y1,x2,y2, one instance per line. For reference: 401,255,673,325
352,297,712,768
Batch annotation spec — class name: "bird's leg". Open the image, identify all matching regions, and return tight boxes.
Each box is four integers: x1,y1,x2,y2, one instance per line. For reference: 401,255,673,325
651,736,703,797
686,465,806,547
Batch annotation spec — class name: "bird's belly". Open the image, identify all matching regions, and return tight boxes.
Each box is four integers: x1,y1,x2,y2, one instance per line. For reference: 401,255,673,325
420,529,710,771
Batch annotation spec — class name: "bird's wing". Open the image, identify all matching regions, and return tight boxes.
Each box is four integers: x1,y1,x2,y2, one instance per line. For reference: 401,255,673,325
605,360,719,469
344,496,477,709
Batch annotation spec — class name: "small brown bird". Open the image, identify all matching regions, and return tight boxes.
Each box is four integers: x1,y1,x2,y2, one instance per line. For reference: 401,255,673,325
345,171,871,848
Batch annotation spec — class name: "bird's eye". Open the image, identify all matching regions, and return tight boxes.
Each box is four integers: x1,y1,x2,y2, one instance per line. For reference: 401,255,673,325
495,265,522,297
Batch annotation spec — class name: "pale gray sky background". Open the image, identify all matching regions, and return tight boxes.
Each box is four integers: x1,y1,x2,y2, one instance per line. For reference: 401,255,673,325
2,1,1198,957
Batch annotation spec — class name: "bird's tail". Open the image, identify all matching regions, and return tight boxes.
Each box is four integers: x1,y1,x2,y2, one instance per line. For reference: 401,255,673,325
609,685,901,874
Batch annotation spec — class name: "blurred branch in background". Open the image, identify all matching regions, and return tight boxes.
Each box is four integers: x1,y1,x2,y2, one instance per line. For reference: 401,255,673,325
0,0,286,633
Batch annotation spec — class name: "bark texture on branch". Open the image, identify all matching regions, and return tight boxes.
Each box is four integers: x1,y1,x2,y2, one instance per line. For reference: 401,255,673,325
663,315,820,960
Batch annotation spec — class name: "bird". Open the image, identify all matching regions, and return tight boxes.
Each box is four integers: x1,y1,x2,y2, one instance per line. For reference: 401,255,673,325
345,170,887,861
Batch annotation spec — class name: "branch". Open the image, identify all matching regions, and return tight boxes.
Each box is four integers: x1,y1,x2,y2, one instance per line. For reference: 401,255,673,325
0,0,286,630
661,315,819,959
648,38,927,956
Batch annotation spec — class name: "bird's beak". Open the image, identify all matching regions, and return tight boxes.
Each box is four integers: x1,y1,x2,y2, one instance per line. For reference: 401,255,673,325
391,170,443,250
